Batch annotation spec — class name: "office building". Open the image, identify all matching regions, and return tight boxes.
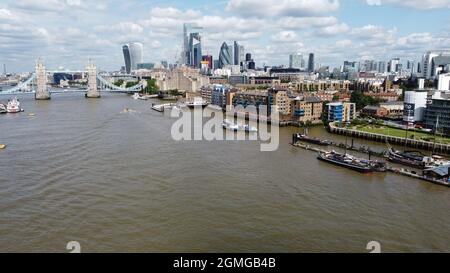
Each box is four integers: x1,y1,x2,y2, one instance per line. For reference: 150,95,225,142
183,23,203,66
377,61,387,73
122,42,143,74
421,50,450,79
233,41,244,66
189,32,202,68
425,91,450,136
403,90,428,123
289,53,304,70
388,58,400,73
218,42,232,69
308,53,315,72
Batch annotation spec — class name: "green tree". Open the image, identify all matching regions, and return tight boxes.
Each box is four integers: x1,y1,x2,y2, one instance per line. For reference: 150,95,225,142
114,79,124,87
143,78,159,94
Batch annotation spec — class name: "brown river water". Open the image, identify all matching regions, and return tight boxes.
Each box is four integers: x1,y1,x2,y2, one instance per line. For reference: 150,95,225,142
1,92,449,252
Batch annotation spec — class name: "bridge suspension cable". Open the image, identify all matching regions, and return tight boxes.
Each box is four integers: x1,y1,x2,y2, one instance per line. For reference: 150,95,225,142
96,74,145,92
0,74,36,95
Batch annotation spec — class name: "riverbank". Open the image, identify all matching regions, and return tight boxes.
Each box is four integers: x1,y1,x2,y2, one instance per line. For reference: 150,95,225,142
329,122,450,155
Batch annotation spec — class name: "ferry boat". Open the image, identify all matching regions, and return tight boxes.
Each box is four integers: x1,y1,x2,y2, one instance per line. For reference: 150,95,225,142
222,119,258,133
0,103,6,114
6,97,24,113
295,133,332,146
318,151,386,173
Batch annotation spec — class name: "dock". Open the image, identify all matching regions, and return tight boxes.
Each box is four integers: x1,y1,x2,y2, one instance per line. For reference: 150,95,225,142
292,139,450,189
151,103,175,112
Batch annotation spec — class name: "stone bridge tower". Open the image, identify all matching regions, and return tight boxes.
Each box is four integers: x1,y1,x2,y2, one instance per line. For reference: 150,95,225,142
85,61,100,98
35,58,50,100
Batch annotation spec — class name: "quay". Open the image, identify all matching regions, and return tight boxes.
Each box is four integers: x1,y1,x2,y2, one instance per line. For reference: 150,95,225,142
151,103,175,112
329,122,450,155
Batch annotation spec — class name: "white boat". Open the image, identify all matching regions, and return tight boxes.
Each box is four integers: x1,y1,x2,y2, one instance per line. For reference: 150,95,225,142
0,103,6,114
222,119,258,132
133,93,148,100
6,97,23,113
186,98,208,108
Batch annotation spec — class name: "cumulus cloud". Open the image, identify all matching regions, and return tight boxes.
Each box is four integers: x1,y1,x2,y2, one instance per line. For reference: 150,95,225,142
226,0,340,17
366,0,450,9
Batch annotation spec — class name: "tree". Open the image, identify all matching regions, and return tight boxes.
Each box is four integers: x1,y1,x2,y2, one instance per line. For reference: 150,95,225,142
351,91,382,110
114,79,124,87
143,78,158,94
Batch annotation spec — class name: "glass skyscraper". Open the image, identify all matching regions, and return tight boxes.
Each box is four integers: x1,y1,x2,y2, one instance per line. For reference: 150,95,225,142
183,23,203,67
219,42,232,69
122,42,143,74
189,33,202,68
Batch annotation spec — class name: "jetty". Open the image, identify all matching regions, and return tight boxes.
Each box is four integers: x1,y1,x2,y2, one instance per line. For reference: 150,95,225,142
151,103,175,113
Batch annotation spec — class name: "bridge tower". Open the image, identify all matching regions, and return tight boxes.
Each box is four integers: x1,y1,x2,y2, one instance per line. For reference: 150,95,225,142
85,61,100,98
35,58,50,100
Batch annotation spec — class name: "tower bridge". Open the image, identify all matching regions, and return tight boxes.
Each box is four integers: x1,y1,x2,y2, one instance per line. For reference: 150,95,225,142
0,59,146,98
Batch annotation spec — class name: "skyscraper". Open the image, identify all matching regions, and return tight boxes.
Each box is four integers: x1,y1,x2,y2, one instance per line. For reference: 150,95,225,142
388,58,400,73
421,50,450,79
219,42,232,68
308,53,315,72
289,53,304,69
378,61,387,73
122,42,143,74
183,23,203,66
189,32,202,68
233,41,244,66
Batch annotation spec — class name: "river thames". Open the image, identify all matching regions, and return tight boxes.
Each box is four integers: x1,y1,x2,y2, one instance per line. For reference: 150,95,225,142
1,92,450,252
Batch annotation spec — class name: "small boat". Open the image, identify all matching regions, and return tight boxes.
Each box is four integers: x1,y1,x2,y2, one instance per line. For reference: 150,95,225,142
0,103,6,114
132,93,148,100
0,144,6,149
295,133,331,146
186,98,208,108
28,113,36,117
222,119,258,132
318,151,386,173
6,97,24,113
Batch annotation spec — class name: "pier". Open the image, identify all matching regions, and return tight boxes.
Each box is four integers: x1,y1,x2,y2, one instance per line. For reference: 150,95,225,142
292,139,450,189
329,123,450,155
151,103,175,112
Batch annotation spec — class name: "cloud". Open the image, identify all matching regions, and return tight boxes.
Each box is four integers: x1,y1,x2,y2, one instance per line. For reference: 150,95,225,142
366,0,450,9
226,0,340,17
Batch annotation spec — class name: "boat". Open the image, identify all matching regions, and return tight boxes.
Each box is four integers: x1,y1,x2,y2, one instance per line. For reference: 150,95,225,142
186,98,208,108
387,147,430,169
222,119,258,133
0,144,6,149
132,93,148,100
295,133,332,146
318,151,386,173
0,103,6,114
6,97,24,113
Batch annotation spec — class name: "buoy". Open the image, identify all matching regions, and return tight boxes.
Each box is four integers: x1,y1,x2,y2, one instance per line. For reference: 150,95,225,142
0,144,6,149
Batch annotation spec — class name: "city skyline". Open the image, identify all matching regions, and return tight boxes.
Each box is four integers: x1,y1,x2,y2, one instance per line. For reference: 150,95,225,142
1,0,450,72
